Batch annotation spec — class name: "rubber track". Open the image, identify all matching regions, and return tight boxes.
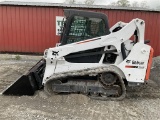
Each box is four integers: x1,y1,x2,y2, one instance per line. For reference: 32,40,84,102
44,66,126,100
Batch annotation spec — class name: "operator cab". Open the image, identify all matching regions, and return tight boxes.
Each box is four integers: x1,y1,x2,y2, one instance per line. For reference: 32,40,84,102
60,9,110,45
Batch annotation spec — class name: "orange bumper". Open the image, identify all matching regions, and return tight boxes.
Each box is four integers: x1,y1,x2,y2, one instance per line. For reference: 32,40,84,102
145,47,154,80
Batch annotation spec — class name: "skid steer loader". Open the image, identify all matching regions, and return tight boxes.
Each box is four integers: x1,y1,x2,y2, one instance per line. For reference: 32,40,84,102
2,9,153,100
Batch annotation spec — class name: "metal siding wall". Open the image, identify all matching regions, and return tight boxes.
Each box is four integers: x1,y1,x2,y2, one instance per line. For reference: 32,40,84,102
0,6,63,53
156,13,160,56
0,6,3,51
0,6,160,56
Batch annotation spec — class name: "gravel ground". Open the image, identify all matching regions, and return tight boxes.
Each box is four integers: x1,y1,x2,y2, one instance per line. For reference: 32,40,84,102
0,54,160,120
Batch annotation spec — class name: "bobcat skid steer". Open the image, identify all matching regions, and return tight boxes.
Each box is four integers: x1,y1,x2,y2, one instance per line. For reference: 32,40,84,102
2,9,153,100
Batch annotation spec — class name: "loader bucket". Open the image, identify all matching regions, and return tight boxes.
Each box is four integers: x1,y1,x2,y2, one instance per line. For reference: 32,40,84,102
2,59,46,96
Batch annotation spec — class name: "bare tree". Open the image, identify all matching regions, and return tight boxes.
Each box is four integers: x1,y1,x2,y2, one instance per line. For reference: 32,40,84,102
111,0,130,7
64,0,76,4
64,0,95,5
77,1,83,4
131,1,139,7
117,0,130,7
110,2,118,6
85,0,95,5
140,1,149,8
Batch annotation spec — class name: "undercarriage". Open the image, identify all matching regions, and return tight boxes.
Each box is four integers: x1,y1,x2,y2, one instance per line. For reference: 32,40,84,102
44,66,126,100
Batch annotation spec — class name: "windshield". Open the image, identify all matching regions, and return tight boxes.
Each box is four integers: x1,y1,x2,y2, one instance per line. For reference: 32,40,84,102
66,16,106,44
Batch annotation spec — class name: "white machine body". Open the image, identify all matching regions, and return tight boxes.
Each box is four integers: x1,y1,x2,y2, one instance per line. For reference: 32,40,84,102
43,18,152,86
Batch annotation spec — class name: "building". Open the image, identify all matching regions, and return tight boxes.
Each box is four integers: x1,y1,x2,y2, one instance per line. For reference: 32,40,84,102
0,1,160,56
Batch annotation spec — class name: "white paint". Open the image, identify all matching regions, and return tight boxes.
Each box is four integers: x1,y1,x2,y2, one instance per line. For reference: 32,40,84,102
43,18,151,84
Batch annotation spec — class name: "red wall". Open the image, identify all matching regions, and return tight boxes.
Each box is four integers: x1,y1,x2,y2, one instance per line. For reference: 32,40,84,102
0,6,160,56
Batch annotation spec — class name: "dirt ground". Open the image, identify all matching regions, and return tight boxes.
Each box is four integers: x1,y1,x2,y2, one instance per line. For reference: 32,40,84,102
0,54,160,120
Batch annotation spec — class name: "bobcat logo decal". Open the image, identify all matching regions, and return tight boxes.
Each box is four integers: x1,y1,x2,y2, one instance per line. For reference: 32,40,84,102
52,51,59,56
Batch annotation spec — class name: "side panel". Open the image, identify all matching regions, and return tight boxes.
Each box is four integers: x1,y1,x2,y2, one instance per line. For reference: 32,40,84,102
118,43,150,83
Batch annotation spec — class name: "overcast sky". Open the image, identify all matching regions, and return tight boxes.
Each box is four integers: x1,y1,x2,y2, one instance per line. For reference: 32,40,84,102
0,0,159,8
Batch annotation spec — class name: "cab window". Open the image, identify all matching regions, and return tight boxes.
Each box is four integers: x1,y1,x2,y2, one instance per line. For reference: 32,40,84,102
66,16,106,44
